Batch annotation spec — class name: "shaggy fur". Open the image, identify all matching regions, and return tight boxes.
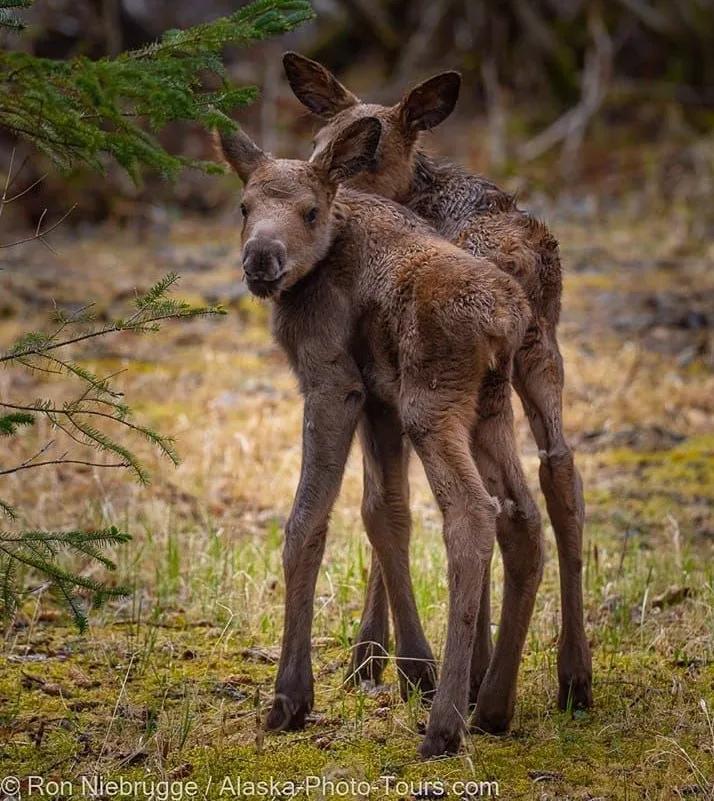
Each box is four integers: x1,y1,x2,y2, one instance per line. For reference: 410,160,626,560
218,116,540,757
283,52,592,714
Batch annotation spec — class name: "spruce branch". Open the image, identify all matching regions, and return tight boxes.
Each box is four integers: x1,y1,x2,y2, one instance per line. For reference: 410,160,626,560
0,527,131,631
0,0,30,32
0,411,34,435
1,273,224,365
0,0,309,633
0,0,314,178
0,499,17,520
1,274,224,624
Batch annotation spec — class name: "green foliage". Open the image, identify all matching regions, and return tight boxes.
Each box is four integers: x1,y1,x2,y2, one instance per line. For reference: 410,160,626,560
0,412,34,436
0,275,226,628
0,0,30,32
0,0,313,179
0,527,131,631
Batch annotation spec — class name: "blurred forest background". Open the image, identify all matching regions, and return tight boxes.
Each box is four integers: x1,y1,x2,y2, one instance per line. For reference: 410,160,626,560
1,0,713,226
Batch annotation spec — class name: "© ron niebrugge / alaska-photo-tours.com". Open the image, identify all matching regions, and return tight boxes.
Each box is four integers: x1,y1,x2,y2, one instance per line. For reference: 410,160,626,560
0,1,712,799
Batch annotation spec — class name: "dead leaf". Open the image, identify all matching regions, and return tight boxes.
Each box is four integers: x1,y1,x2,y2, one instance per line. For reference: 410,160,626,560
69,667,99,688
21,672,71,697
240,647,279,664
652,586,691,608
168,764,194,780
528,770,564,783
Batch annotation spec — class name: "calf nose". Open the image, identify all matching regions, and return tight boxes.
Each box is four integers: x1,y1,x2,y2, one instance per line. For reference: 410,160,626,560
242,237,286,281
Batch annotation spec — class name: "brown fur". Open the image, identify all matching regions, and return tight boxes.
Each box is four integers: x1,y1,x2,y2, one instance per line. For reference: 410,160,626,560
283,52,592,714
217,117,539,757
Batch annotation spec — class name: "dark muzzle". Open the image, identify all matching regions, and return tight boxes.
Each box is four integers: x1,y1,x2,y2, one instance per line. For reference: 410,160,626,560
243,237,286,283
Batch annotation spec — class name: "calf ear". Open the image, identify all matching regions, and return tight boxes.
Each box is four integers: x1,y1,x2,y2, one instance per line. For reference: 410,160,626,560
398,71,461,135
214,128,266,182
313,116,381,184
283,51,359,119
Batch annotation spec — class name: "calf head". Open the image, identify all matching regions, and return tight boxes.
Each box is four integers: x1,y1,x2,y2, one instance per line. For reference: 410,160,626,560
283,52,460,201
216,116,381,299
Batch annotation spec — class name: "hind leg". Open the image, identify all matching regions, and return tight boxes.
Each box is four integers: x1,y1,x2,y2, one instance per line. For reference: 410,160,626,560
469,567,493,707
356,399,436,700
346,552,390,686
514,321,592,710
470,371,544,732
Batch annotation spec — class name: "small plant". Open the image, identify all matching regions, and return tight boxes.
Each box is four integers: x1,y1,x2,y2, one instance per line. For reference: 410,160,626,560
0,272,225,630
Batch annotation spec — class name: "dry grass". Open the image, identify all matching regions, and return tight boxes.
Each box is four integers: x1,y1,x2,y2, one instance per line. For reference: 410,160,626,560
0,202,712,799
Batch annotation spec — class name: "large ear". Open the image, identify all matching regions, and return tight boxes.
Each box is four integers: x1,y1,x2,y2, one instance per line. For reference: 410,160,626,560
312,117,381,184
214,127,267,182
398,71,461,135
283,51,359,119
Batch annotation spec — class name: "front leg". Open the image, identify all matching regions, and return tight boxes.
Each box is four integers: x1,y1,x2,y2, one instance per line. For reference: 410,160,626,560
266,370,365,731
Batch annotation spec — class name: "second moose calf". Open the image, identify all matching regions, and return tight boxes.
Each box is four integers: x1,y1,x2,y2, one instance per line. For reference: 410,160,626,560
218,116,543,757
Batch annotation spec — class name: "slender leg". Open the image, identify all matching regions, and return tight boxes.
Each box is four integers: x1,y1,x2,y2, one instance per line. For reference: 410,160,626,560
265,369,364,731
355,400,436,700
514,320,592,710
469,565,493,707
465,367,504,707
470,377,544,732
346,551,391,686
406,415,497,759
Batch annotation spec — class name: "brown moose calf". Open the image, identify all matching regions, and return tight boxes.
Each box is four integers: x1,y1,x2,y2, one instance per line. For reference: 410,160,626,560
218,116,535,757
283,52,592,714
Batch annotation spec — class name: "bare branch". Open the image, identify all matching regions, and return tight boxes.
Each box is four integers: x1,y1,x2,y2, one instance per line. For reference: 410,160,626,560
1,310,216,365
0,459,129,476
0,203,77,250
0,146,15,218
518,8,613,167
10,439,56,471
4,173,47,205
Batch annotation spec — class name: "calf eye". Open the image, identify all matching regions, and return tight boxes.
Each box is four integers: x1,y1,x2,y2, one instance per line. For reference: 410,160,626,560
305,207,318,225
240,203,248,218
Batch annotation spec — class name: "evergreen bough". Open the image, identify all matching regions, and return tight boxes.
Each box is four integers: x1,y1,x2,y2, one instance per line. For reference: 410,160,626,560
0,0,313,178
0,0,313,629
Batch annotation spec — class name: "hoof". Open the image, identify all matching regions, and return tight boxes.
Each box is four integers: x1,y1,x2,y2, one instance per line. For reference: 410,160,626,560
264,693,310,732
419,728,462,759
345,642,388,688
471,684,514,734
468,669,489,709
471,698,513,734
470,711,511,735
397,656,438,703
558,674,593,711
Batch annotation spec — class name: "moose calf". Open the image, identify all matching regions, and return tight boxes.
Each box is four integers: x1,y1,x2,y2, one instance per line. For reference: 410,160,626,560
217,116,542,757
283,52,592,713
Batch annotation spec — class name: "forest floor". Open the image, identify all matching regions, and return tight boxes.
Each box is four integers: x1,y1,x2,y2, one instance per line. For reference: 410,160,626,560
0,196,712,800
